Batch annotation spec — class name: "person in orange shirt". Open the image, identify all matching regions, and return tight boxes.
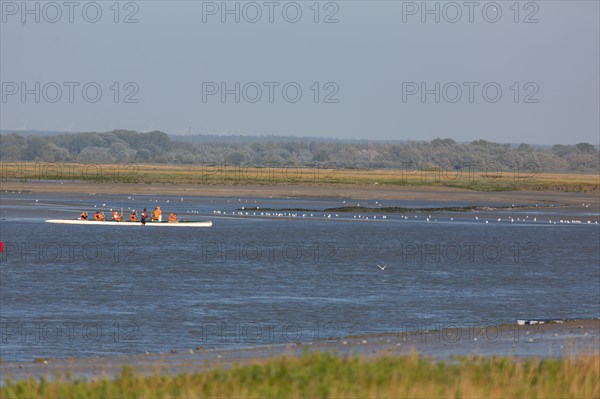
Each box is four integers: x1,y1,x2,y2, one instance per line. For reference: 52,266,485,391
129,210,137,222
168,213,177,223
79,212,88,220
112,211,122,222
153,206,162,222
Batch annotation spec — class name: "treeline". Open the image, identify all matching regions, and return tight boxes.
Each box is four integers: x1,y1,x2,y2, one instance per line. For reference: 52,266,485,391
1,130,598,172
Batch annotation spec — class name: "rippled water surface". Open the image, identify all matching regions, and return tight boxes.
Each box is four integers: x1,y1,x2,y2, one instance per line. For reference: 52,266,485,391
1,192,599,360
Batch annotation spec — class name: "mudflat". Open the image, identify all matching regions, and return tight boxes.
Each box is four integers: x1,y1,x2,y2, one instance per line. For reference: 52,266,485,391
2,180,599,207
1,319,597,383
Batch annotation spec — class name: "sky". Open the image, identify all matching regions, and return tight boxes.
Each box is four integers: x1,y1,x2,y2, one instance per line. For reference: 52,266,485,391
1,1,599,144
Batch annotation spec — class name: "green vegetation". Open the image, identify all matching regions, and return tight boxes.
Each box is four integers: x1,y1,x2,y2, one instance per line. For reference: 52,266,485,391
1,131,598,191
1,352,598,399
1,131,598,173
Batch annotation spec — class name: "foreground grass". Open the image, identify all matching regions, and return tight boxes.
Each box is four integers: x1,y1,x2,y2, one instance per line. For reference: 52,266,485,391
2,162,599,191
2,352,599,399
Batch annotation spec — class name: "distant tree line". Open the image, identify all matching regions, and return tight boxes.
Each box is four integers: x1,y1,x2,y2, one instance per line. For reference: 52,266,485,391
1,130,598,172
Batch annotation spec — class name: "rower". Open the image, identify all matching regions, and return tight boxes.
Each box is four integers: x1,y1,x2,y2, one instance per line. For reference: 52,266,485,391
79,211,88,220
153,207,161,222
141,208,147,226
168,213,177,223
93,211,104,221
129,210,137,222
112,211,122,222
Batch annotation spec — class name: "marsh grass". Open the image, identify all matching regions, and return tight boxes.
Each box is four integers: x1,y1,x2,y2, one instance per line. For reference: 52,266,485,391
2,352,598,399
3,162,599,191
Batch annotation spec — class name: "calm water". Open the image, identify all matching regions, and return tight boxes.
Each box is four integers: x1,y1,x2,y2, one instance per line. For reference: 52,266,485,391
1,192,599,361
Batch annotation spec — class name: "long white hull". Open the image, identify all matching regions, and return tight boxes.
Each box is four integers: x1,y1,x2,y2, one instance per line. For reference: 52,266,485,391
46,219,212,227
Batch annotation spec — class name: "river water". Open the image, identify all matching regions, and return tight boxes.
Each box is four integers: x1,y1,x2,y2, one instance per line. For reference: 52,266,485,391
1,191,598,361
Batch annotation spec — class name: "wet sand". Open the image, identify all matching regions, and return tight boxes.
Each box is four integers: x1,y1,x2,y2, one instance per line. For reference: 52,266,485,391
2,181,600,207
1,319,598,382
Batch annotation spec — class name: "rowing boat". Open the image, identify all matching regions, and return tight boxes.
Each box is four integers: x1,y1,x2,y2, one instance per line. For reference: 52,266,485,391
46,219,212,227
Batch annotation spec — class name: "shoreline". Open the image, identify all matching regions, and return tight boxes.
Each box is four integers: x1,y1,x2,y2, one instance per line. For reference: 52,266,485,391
2,181,600,207
2,319,598,382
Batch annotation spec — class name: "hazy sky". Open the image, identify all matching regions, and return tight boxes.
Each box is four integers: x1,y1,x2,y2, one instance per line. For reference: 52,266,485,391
1,1,599,144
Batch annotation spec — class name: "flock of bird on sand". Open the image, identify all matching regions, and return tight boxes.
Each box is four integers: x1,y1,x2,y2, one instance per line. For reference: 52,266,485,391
3,190,598,226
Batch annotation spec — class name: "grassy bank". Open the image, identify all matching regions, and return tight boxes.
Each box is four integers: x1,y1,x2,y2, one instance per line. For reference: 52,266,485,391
1,162,598,192
2,352,598,399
